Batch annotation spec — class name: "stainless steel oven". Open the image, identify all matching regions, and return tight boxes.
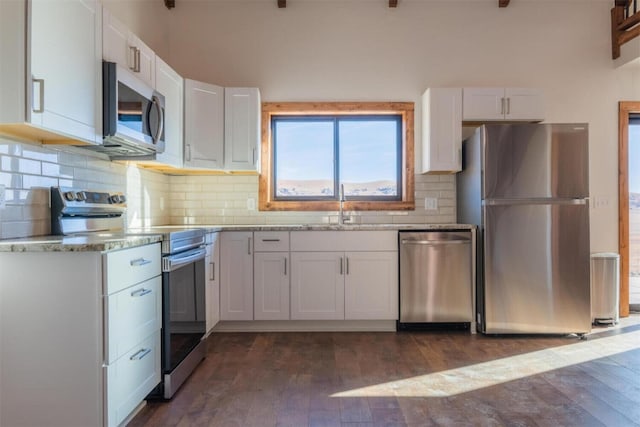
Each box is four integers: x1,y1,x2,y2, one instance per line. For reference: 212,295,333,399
158,240,207,399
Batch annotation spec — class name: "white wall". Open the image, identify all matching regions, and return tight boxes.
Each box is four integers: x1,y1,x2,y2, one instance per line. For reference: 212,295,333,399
105,0,640,251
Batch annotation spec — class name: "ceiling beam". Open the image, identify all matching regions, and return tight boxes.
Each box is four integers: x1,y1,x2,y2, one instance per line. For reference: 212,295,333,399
278,0,286,8
389,0,398,7
164,0,175,9
499,0,510,7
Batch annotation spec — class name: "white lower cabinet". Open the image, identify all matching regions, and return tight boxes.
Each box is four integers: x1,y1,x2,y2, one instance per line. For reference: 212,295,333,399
289,231,399,322
344,251,398,320
254,252,290,320
0,243,161,427
290,252,344,320
220,231,254,320
205,232,221,333
106,332,161,427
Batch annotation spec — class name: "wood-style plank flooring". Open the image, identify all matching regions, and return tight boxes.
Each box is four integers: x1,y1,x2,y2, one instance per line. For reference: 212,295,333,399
130,318,640,427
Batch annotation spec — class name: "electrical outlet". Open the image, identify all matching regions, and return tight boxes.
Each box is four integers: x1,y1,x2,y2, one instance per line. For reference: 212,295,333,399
247,197,256,211
0,184,6,209
425,197,438,211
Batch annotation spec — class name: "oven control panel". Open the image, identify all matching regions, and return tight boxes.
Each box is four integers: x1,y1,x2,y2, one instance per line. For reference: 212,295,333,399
53,187,127,209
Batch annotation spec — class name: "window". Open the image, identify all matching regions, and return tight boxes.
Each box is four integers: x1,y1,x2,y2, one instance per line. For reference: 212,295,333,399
259,102,415,211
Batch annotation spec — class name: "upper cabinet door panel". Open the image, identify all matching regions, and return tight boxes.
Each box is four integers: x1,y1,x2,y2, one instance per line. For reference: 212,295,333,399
421,87,462,173
155,57,183,168
102,7,155,88
224,87,260,171
30,0,101,143
102,8,129,67
504,88,545,121
184,79,224,169
462,88,504,121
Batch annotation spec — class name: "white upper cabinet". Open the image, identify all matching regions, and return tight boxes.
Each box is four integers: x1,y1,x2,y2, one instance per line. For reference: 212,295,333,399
0,0,102,144
103,7,155,88
184,79,225,169
224,88,261,171
154,57,184,168
462,87,544,122
422,88,462,173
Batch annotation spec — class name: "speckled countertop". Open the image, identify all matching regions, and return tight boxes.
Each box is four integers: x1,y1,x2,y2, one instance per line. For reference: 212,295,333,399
0,224,475,252
0,234,162,253
185,223,476,233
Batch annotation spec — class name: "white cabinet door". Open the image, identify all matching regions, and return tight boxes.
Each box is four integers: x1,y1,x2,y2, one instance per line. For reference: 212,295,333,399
422,88,462,173
254,253,290,320
205,232,221,332
184,79,225,169
30,0,101,143
462,87,504,121
102,8,154,88
102,7,129,68
224,87,260,171
155,57,184,168
463,87,545,122
220,231,253,320
290,252,344,320
504,88,545,121
345,251,398,320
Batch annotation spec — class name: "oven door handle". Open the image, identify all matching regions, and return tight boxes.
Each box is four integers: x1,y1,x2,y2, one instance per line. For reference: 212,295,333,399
162,247,206,272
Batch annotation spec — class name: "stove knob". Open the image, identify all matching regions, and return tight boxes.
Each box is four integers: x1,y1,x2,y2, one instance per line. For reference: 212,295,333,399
75,192,87,201
63,191,76,201
109,195,121,204
118,195,127,203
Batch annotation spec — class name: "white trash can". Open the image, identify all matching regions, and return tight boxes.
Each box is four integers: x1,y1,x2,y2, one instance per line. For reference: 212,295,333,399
591,252,620,325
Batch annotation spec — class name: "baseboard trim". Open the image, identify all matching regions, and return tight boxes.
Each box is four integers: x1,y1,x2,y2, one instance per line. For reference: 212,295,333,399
212,320,397,332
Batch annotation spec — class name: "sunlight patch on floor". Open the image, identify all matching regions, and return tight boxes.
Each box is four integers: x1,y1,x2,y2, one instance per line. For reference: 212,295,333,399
331,329,640,398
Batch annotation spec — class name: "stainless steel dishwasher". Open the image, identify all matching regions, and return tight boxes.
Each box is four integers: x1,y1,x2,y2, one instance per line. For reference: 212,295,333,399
398,230,475,331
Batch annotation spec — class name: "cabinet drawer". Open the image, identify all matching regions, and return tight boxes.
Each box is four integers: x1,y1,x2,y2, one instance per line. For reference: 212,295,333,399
291,231,397,252
105,276,161,364
106,332,161,427
254,231,289,252
104,243,161,294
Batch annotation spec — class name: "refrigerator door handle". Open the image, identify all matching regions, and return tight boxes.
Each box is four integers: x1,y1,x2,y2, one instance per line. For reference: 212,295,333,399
484,198,587,206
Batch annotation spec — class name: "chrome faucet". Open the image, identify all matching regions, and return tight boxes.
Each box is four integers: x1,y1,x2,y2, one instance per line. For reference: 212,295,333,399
339,184,350,225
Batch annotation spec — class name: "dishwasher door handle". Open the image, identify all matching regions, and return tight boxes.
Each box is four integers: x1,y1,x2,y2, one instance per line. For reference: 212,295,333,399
401,240,470,246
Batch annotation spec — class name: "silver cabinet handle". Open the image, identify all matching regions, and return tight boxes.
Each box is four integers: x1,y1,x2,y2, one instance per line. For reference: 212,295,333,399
130,257,152,266
340,257,343,275
130,348,151,361
186,144,192,162
32,78,44,113
262,239,280,242
128,46,137,71
131,288,152,297
248,237,252,255
210,261,215,281
252,147,257,165
457,147,462,168
284,257,287,275
346,257,349,275
506,97,511,115
128,46,141,72
500,97,505,115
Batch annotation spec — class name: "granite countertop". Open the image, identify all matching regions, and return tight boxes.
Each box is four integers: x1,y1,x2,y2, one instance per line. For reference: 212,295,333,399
0,224,475,252
0,234,162,253
185,223,476,233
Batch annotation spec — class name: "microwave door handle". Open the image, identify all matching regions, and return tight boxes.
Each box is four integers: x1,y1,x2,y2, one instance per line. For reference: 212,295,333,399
150,95,163,143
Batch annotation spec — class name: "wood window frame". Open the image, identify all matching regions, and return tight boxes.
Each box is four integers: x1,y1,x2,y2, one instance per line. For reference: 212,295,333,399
259,102,415,212
618,101,640,318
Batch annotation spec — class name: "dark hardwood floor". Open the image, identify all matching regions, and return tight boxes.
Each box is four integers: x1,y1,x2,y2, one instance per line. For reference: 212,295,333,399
130,318,640,427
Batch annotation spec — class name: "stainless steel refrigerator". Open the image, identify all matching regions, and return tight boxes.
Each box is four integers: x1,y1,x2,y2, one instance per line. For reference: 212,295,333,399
457,124,591,335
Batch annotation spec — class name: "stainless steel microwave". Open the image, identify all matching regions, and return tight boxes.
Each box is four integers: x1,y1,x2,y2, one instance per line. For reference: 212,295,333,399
99,61,165,159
